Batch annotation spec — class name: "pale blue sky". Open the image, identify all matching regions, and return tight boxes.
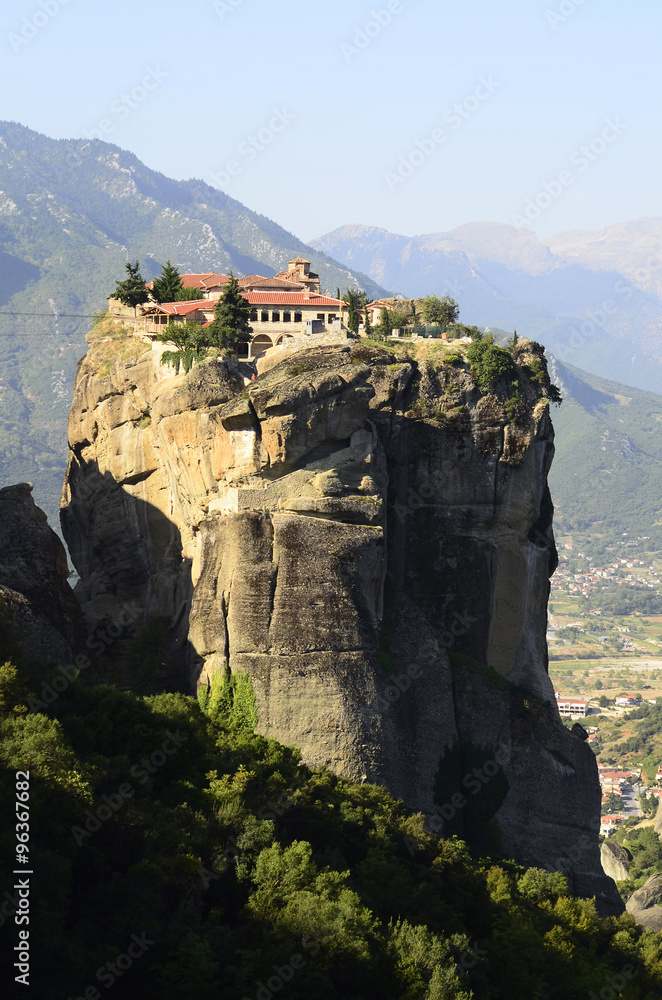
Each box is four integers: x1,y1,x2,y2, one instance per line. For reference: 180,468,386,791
0,0,659,242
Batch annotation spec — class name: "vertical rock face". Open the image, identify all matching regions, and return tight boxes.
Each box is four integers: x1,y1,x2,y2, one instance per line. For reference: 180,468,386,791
0,483,82,665
601,840,632,883
626,875,662,932
60,324,622,913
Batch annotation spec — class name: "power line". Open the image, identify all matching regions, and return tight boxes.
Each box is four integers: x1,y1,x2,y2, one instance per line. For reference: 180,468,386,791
0,312,98,318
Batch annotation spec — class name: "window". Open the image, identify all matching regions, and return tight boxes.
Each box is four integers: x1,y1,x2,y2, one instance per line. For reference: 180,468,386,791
283,311,291,323
250,309,258,321
328,314,336,323
317,314,325,324
294,311,302,322
261,311,269,323
272,311,280,322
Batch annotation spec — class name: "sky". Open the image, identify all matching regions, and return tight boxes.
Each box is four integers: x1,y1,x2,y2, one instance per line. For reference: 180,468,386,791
0,0,660,243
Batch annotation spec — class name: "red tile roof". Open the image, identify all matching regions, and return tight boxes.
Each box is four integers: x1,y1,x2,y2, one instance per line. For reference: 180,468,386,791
180,273,230,289
243,292,343,306
239,276,305,290
144,300,216,316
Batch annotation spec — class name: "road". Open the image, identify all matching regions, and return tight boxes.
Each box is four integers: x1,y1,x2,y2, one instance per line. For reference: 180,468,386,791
620,782,642,818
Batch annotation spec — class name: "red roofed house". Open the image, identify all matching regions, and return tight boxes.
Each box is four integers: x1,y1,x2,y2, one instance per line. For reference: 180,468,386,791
180,273,231,298
241,290,345,357
275,257,321,292
600,814,625,835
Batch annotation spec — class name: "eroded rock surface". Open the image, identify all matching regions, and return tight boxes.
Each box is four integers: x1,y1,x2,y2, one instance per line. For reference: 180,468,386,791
0,483,82,664
60,324,622,913
601,839,632,883
626,875,662,932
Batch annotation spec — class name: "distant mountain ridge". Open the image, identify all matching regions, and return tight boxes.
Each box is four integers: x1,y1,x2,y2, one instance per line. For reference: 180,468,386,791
547,356,662,549
310,220,662,395
0,122,390,525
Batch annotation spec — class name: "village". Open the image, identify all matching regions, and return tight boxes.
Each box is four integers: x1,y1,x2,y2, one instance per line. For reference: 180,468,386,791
553,551,661,601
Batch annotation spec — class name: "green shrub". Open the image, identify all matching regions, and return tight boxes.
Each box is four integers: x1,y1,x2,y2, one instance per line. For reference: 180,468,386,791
466,341,517,392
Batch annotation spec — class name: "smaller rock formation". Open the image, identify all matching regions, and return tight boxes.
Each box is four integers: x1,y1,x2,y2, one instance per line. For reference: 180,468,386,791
600,839,631,883
655,798,662,836
626,875,662,932
0,483,82,665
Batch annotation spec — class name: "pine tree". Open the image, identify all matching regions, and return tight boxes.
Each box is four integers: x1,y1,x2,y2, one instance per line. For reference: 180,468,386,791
206,273,252,356
152,260,184,304
113,261,149,314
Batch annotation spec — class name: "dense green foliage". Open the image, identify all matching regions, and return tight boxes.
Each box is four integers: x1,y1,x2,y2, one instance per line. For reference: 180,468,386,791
466,340,518,393
376,306,392,340
363,305,372,338
206,274,252,355
613,825,662,899
343,289,364,334
157,320,210,374
388,309,411,330
1,633,662,998
549,358,662,552
151,260,203,304
113,261,150,312
421,295,460,326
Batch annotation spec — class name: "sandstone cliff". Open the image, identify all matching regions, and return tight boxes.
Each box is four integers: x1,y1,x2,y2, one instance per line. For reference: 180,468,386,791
0,482,82,665
601,839,632,884
626,874,662,932
60,323,622,913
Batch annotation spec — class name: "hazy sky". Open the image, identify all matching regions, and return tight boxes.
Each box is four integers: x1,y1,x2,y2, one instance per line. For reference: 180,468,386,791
1,0,659,242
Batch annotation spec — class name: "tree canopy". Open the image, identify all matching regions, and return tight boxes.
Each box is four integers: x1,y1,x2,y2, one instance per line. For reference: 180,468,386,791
206,273,252,355
157,320,209,374
421,295,460,327
152,260,205,303
1,642,662,1000
343,289,368,335
113,260,149,313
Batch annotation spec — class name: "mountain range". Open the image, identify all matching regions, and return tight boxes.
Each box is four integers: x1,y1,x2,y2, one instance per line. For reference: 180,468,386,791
1,121,661,547
310,221,662,396
0,121,388,525
547,357,662,549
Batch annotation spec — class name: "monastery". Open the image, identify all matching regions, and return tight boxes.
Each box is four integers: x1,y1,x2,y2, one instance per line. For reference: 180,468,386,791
108,258,347,359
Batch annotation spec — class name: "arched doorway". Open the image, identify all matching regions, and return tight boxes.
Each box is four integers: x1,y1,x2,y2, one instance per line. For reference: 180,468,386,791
250,334,273,359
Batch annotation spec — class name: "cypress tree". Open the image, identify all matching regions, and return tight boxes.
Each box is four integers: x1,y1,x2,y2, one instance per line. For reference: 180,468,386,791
207,273,252,355
363,305,372,338
376,306,392,340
